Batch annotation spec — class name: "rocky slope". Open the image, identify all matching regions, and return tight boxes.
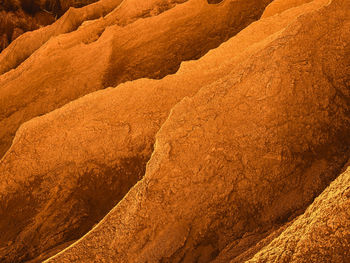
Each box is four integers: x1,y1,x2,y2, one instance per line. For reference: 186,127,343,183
0,0,273,261
0,0,97,52
0,0,271,159
0,0,349,262
43,0,350,261
212,163,350,263
245,165,350,262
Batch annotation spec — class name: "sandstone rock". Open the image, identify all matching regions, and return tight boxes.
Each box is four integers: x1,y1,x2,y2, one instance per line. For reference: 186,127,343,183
0,0,184,75
211,221,295,263
0,9,49,52
33,0,98,16
0,0,119,73
0,0,273,261
10,27,24,41
1,0,349,262
261,0,313,18
0,0,270,158
40,0,349,261
0,0,98,52
246,165,350,262
0,34,9,50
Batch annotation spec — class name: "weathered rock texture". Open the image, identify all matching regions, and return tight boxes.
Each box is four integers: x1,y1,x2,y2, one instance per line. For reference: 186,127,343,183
246,165,350,262
0,0,274,262
261,0,313,18
0,0,97,52
0,0,120,74
0,0,349,262
39,0,348,261
213,165,350,263
0,0,271,159
0,1,52,52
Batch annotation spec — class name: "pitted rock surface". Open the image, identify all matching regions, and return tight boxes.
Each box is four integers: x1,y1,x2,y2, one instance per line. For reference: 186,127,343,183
0,0,349,262
0,0,271,159
42,0,349,261
0,0,273,261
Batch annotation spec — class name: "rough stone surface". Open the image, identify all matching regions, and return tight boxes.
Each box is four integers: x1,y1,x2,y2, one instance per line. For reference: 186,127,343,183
261,0,313,18
0,0,273,262
0,0,270,159
42,0,348,262
246,166,350,263
0,0,97,52
0,0,349,262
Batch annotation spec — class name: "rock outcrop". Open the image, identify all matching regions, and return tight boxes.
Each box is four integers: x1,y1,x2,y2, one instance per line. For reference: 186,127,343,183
45,0,350,261
0,0,349,262
0,0,271,159
0,3,54,52
246,165,350,262
0,0,273,261
0,0,98,52
261,0,313,18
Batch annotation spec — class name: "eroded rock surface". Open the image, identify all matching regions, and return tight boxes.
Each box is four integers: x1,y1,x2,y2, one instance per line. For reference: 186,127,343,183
0,0,98,52
0,0,273,261
246,165,350,262
40,0,349,261
0,0,270,159
261,0,313,18
0,0,349,262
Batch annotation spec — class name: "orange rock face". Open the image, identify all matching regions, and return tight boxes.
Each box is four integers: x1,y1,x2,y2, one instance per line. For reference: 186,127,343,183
0,0,272,261
0,0,271,159
246,166,350,262
0,0,349,262
44,0,349,262
0,0,98,52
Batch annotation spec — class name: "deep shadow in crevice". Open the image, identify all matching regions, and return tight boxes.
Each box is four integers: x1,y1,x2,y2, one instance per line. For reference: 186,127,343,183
207,0,224,4
0,154,150,263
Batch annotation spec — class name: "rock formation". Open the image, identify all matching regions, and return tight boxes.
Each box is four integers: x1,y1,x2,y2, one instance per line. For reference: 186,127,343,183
261,0,313,18
0,0,349,262
0,0,273,261
212,164,350,263
246,165,350,262
43,0,350,261
0,0,271,159
0,2,53,52
0,0,98,52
